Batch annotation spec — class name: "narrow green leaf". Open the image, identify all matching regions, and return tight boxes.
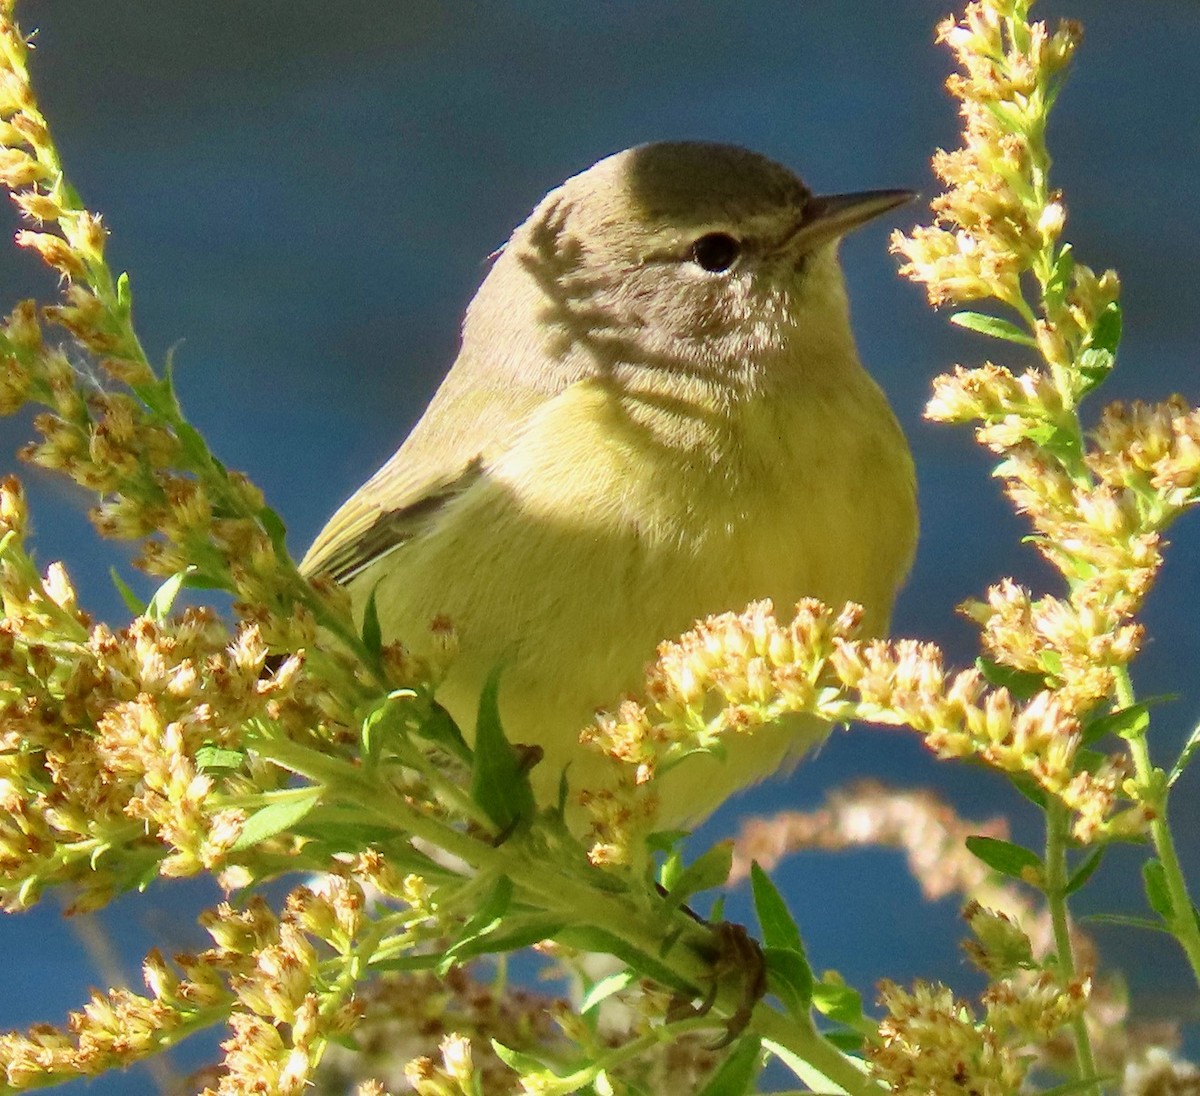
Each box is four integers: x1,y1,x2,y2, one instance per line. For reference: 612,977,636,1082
175,422,213,466
109,568,145,615
181,570,228,591
231,788,322,851
765,947,814,1013
965,836,1042,880
1043,244,1075,311
750,861,803,953
1040,1075,1118,1096
1082,912,1172,934
258,505,289,553
1143,859,1174,921
950,311,1036,346
418,700,472,764
361,583,383,661
555,926,693,994
441,875,513,969
490,1040,548,1075
659,848,685,894
761,1038,845,1093
449,914,565,962
1077,347,1114,387
1006,771,1048,808
194,745,245,771
1170,723,1200,786
1082,703,1149,747
580,969,636,1015
1088,301,1123,355
697,1035,762,1096
975,657,1047,701
662,841,733,911
470,665,535,830
825,1029,865,1052
1065,847,1106,896
811,976,865,1027
115,271,133,316
146,566,195,622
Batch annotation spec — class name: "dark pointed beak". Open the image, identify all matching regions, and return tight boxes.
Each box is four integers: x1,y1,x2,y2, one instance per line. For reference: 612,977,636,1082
781,189,916,254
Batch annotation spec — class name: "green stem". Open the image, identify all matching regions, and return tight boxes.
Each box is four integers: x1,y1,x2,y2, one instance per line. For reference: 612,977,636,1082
754,1008,880,1096
1044,800,1099,1093
1116,668,1200,986
258,735,878,1093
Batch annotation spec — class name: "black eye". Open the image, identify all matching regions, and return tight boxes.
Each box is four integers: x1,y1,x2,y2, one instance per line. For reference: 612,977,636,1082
690,232,741,273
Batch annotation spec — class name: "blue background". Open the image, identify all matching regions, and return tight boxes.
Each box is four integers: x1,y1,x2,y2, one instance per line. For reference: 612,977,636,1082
1,1,1198,1090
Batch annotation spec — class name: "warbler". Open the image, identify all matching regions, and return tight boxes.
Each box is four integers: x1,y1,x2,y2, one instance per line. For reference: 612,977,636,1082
302,142,917,825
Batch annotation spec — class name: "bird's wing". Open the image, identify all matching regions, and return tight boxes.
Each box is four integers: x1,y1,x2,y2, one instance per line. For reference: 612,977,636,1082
299,455,484,584
299,353,558,584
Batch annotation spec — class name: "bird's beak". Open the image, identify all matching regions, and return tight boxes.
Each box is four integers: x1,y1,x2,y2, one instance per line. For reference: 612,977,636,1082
781,189,916,255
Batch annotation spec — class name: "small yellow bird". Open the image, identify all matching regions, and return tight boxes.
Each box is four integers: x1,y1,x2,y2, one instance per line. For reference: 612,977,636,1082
302,142,917,826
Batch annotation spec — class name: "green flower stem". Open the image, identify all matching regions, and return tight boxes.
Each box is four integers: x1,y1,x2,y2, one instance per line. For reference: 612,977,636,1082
753,1007,878,1096
1044,799,1099,1093
257,734,877,1095
1116,668,1200,986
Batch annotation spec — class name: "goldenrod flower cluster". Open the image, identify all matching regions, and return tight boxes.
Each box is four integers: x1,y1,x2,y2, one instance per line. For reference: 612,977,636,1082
584,597,1142,863
0,476,349,909
869,970,1089,1096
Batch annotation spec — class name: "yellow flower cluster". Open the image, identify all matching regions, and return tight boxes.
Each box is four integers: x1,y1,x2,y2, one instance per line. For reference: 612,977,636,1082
0,876,376,1093
892,0,1080,313
0,477,357,909
584,599,1143,863
870,971,1088,1096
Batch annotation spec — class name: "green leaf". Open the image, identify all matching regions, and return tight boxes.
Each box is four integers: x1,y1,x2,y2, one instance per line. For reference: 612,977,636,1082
1077,347,1114,391
1143,859,1174,921
360,583,383,661
258,505,289,553
231,788,322,851
764,947,814,1014
449,914,565,962
109,568,145,615
662,841,733,911
490,1040,548,1076
747,866,816,1011
965,836,1042,880
580,969,636,1015
825,1029,865,1053
441,875,513,970
761,1037,842,1093
811,976,865,1027
115,271,133,316
697,1034,762,1096
1065,847,1106,895
1082,703,1149,747
975,657,1047,701
1082,912,1172,934
1006,771,1048,808
418,700,472,765
950,311,1036,346
1043,244,1075,311
659,848,685,894
175,421,213,466
146,566,195,621
555,926,693,994
194,745,245,771
470,665,535,830
750,862,804,953
1169,723,1200,787
1088,301,1123,355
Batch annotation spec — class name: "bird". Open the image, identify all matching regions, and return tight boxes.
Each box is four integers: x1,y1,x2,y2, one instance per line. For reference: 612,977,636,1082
301,141,917,828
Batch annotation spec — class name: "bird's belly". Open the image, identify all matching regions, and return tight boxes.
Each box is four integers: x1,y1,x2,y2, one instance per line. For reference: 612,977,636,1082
364,389,915,825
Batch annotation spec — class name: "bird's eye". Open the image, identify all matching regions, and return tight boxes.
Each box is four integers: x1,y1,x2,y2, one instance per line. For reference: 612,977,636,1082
690,232,741,273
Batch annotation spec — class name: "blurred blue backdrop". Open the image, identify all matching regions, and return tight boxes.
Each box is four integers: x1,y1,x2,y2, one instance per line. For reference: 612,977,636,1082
1,1,1198,1090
